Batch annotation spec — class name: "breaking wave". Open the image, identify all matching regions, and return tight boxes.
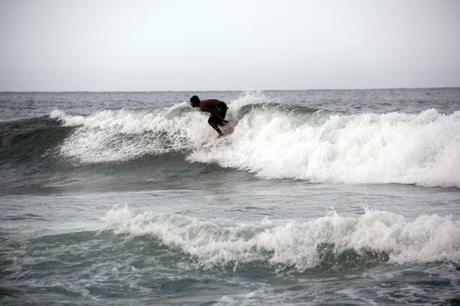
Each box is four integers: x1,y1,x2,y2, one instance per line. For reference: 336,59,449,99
103,207,460,271
47,92,460,187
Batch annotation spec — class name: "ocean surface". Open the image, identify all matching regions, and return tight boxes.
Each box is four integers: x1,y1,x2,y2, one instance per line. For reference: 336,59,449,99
1,89,460,305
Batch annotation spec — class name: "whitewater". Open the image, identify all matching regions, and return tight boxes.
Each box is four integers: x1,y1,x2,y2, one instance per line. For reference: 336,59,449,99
1,89,460,305
50,94,460,187
103,207,460,270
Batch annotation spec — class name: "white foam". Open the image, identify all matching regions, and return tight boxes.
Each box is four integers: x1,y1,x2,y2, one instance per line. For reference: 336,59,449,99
226,90,272,114
190,108,460,187
50,93,259,163
51,92,460,187
102,207,460,270
51,105,208,163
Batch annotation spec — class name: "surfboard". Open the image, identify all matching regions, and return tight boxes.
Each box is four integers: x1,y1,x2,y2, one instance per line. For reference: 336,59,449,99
203,137,224,148
203,122,235,147
221,124,234,136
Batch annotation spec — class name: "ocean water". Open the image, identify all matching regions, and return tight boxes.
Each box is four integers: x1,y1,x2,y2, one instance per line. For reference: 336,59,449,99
1,89,460,305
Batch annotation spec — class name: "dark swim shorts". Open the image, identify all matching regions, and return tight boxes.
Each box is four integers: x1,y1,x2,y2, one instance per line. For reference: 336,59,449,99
209,102,228,125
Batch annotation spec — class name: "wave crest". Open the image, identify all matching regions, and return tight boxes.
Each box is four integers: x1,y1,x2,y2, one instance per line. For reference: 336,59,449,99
50,92,460,187
102,207,460,271
191,108,460,187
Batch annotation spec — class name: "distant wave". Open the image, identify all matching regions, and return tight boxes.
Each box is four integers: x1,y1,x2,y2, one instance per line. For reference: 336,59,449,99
103,207,460,271
47,92,460,188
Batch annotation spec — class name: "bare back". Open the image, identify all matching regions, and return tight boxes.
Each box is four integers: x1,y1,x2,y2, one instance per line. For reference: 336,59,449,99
199,99,223,112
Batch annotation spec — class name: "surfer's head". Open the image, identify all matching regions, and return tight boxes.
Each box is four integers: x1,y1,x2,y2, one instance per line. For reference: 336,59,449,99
190,95,200,107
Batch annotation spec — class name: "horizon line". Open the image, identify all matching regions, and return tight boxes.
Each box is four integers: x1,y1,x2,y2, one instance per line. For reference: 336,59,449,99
1,86,460,93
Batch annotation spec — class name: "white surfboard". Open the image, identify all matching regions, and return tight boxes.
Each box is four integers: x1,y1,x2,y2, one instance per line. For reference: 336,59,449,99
221,124,234,136
203,122,236,147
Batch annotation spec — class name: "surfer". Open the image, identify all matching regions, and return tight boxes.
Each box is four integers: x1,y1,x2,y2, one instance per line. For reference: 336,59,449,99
190,95,229,137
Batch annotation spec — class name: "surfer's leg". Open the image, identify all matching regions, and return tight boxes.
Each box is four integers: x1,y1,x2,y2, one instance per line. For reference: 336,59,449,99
208,116,224,136
216,103,227,121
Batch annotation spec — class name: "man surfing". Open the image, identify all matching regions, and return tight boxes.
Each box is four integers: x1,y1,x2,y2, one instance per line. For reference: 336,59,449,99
190,95,229,137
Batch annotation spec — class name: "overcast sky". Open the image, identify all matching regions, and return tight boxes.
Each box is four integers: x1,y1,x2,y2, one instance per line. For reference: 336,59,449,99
1,0,459,91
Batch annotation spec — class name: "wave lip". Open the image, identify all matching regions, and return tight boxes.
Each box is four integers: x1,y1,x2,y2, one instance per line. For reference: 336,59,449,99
102,208,460,271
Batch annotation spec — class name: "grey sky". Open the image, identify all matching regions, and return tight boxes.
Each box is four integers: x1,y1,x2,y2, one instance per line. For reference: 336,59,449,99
1,0,459,91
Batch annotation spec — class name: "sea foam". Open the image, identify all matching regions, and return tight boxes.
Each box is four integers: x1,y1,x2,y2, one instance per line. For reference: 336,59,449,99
50,103,213,162
102,207,460,271
51,92,460,187
190,107,460,187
